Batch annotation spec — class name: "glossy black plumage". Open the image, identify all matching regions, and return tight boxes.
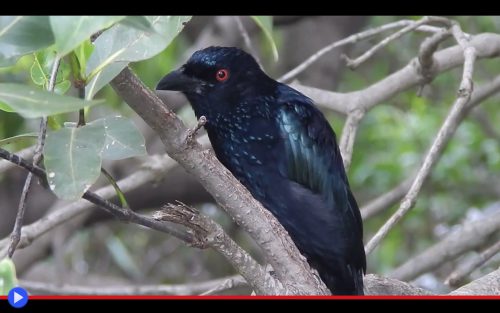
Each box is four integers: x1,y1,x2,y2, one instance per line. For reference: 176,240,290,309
156,47,366,295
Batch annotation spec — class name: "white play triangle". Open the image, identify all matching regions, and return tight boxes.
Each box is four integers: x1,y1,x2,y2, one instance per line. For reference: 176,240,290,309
13,291,23,303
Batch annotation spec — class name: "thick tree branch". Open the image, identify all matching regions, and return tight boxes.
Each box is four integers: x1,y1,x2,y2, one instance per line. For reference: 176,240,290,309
445,240,500,288
449,267,500,295
389,207,500,281
291,33,500,115
111,68,326,294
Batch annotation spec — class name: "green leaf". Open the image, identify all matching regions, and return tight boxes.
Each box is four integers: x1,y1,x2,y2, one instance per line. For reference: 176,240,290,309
0,101,14,112
91,116,146,160
54,79,71,95
119,16,154,32
0,258,18,295
250,16,279,61
50,16,125,57
0,83,102,118
85,16,191,99
30,49,71,87
74,39,94,77
0,133,37,146
44,123,106,200
0,16,54,67
85,62,128,100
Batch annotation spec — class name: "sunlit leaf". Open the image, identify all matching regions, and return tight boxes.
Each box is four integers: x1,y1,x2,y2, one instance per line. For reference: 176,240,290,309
0,258,18,295
250,16,278,61
50,16,125,57
85,16,191,99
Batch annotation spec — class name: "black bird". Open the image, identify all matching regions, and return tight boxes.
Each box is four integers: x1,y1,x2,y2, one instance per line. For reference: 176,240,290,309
156,47,366,295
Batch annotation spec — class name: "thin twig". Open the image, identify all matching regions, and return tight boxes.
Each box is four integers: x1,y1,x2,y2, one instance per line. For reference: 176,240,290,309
418,29,452,82
278,19,443,82
0,147,194,253
339,109,365,171
20,275,247,295
343,16,451,70
0,153,180,258
234,16,262,68
7,56,61,258
199,275,249,295
186,115,207,143
360,176,414,221
365,21,477,255
445,240,500,288
0,146,34,174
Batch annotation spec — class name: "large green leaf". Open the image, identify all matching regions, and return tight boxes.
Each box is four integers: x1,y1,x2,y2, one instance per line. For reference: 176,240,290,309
0,258,18,295
119,16,154,32
50,16,125,57
85,62,128,100
250,16,279,61
0,83,102,118
44,123,105,200
91,116,146,160
85,16,191,99
0,16,54,67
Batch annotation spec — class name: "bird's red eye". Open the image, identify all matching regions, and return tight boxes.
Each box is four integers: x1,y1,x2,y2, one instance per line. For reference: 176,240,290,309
216,69,229,82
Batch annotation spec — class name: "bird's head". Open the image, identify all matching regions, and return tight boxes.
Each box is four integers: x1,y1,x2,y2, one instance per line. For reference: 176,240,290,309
156,46,275,116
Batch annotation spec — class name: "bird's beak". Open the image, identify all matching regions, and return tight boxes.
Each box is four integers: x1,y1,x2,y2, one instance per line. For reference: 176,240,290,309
156,68,199,92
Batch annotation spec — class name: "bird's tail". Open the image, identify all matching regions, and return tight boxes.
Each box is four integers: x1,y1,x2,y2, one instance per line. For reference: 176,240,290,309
317,263,364,295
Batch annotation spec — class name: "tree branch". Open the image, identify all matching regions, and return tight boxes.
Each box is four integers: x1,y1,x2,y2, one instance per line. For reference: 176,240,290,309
365,23,478,255
0,149,193,258
342,16,451,69
389,206,500,281
278,19,443,83
360,176,413,220
291,33,500,115
339,109,364,171
445,240,500,288
449,267,500,295
20,275,247,295
110,67,328,295
7,56,61,258
154,203,284,295
0,146,34,174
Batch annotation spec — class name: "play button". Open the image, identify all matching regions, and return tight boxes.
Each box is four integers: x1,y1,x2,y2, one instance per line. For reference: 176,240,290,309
8,286,28,308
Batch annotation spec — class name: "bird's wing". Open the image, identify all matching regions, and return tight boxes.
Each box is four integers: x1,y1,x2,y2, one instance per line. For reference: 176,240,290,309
276,86,364,243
